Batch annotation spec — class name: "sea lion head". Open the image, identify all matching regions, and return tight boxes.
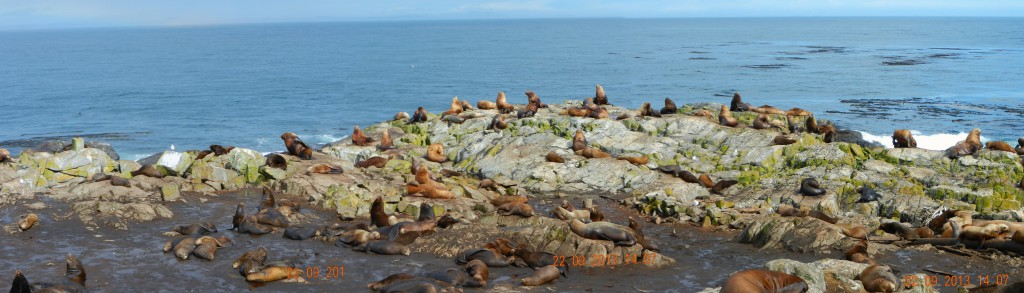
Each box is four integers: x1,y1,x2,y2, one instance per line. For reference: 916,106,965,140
967,128,982,146
65,253,86,286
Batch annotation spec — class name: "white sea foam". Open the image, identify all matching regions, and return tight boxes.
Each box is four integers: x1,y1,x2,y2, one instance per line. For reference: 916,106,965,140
858,130,989,151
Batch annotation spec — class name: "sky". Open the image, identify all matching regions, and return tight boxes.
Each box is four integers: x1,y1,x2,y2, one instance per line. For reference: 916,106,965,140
1,0,1022,30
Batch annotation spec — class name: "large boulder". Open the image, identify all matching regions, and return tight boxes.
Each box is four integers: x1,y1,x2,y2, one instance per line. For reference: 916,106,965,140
138,150,194,176
735,216,854,253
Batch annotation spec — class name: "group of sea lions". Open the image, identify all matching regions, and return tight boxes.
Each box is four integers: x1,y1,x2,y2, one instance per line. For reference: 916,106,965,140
9,254,87,293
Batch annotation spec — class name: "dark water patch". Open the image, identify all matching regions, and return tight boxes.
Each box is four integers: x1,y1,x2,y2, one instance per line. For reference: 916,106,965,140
689,57,717,60
804,46,847,54
689,51,711,54
927,53,960,59
882,59,928,66
742,64,792,69
775,57,808,60
929,48,971,51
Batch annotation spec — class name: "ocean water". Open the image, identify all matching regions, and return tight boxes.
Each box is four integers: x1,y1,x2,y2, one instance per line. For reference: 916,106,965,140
1,17,1022,159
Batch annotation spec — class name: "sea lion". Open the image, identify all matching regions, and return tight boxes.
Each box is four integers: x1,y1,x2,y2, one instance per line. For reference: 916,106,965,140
489,238,517,256
174,222,217,235
496,91,515,114
195,150,213,160
355,156,390,168
377,130,395,151
336,229,381,247
477,100,497,110
517,102,538,119
691,109,712,117
375,277,458,293
588,107,610,119
456,248,515,267
257,206,290,228
776,205,837,224
617,155,649,166
283,226,322,240
721,269,807,293
18,213,38,231
442,114,466,125
568,219,636,246
961,223,1011,247
879,222,922,240
370,196,391,228
564,106,590,117
576,147,611,159
230,203,245,231
589,207,605,222
368,274,419,291
546,152,565,163
660,98,677,114
1017,137,1024,155
488,115,507,131
521,265,561,286
393,112,410,121
698,174,715,188
750,105,787,115
351,126,375,146
264,154,287,169
490,195,528,207
10,270,29,293
130,164,165,178
426,144,447,163
525,91,547,108
892,129,917,148
986,141,1015,153
458,99,474,111
466,259,489,281
280,132,313,160
414,165,446,190
945,128,982,158
628,217,659,252
0,148,11,163
719,105,739,127
845,239,871,264
799,178,826,196
406,180,455,199
786,115,805,133
238,215,273,235
192,236,228,260
246,264,300,283
805,116,835,141
354,240,411,255
655,165,701,183
841,225,869,240
856,185,882,203
639,102,661,118
786,108,812,116
753,114,785,130
730,93,750,112
421,268,486,288
233,247,268,276
307,163,343,174
772,135,799,146
497,202,534,218
28,254,87,292
552,206,589,222
437,215,459,229
441,97,464,116
572,130,588,152
409,107,428,123
210,144,230,156
593,84,609,105
173,237,197,260
858,265,899,293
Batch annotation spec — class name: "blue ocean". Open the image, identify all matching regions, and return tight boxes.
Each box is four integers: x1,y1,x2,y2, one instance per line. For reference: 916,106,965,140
1,17,1022,159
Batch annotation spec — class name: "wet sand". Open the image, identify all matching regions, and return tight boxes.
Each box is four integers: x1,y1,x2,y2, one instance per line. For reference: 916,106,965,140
2,190,1020,292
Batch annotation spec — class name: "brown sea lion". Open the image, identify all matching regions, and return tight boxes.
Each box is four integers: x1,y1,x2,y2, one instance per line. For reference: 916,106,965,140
711,179,739,195
351,126,375,146
437,215,460,229
280,132,313,160
617,155,649,166
517,102,538,119
233,247,268,276
458,99,474,111
776,205,838,224
488,115,507,131
786,108,812,116
639,102,662,118
945,128,982,158
730,92,750,112
961,223,1011,247
521,265,561,286
18,213,38,231
355,156,390,168
354,240,411,255
986,141,1015,153
660,98,677,114
786,115,805,133
409,107,428,123
572,130,588,152
691,109,713,117
264,153,287,169
546,152,565,163
307,163,343,174
841,225,869,240
28,254,87,292
246,265,300,283
174,222,217,235
414,165,446,190
805,116,836,142
750,105,787,115
336,229,381,247
441,97,464,116
497,202,534,218
655,165,701,183
283,226,322,240
879,222,922,240
594,84,609,105
719,105,739,127
377,130,395,151
774,135,798,145
552,206,589,222
130,164,164,178
421,268,486,288
588,107,609,119
892,129,917,148
172,237,197,260
195,150,213,160
456,248,515,267
426,144,447,163
466,259,489,281
721,269,807,293
698,174,715,188
368,274,419,291
496,91,515,114
407,179,455,199
799,178,826,196
192,236,227,260
568,219,636,246
564,106,590,117
257,206,290,228
845,239,873,264
576,147,611,159
0,148,11,163
490,195,528,207
477,100,497,110
238,215,273,235
753,113,785,130
525,90,547,108
393,112,410,121
488,238,517,256
628,217,659,252
858,265,899,293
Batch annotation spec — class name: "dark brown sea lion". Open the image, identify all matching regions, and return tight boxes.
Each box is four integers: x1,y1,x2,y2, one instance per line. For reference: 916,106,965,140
891,129,917,148
496,91,515,114
572,130,588,152
568,219,636,246
456,248,515,267
799,178,825,196
946,128,983,158
588,106,610,119
426,144,447,163
283,226,322,240
512,244,558,268
497,202,534,218
856,185,882,203
410,107,429,123
845,239,871,264
238,215,273,235
986,141,1015,153
525,90,547,108
18,213,38,231
628,217,659,252
195,150,212,160
720,269,807,293
230,203,245,231
805,116,836,143
0,148,11,163
256,206,290,228
546,152,565,163
264,154,287,169
488,115,507,131
172,237,197,260
377,130,395,151
10,270,29,293
368,274,418,291
730,92,750,112
209,144,231,156
753,113,785,130
131,164,165,178
232,247,268,276
478,100,497,110
961,223,1011,247
617,155,649,166
773,135,799,146
306,163,343,174
421,268,486,288
437,215,460,229
655,165,701,183
517,102,538,119
466,259,489,281
594,84,609,105
879,222,922,240
859,265,899,293
355,156,390,168
351,126,375,146
28,254,87,292
280,132,313,160
639,102,662,118
174,222,217,235
589,207,605,222
660,98,677,114
786,115,805,133
719,105,740,127
354,240,411,255
521,265,561,286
